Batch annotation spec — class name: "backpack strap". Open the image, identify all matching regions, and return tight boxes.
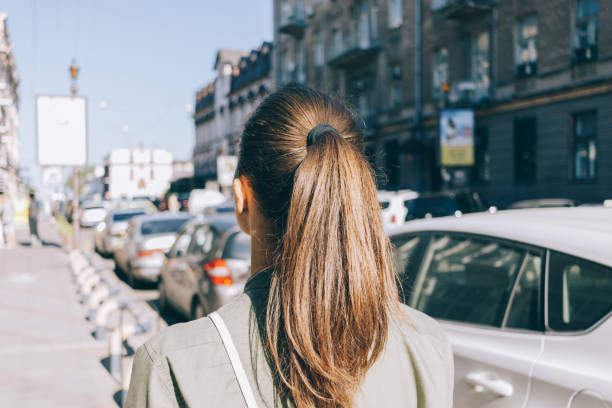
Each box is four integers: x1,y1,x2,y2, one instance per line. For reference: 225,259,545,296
209,311,260,408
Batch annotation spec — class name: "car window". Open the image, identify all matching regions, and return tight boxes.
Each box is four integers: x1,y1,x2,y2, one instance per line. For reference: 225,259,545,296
392,235,422,303
222,232,251,260
548,252,612,332
187,225,214,256
169,230,192,258
412,234,526,327
112,211,146,222
504,252,543,331
141,218,190,235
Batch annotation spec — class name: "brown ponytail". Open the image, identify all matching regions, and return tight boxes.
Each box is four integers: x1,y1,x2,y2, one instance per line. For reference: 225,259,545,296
237,85,400,407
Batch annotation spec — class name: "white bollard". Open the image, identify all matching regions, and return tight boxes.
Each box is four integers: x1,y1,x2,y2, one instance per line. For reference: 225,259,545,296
77,266,96,287
95,298,120,340
80,274,102,303
108,324,137,380
88,285,110,319
71,257,88,274
72,261,90,281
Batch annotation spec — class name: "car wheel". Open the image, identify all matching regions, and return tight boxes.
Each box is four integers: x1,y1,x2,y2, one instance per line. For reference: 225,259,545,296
191,298,206,321
158,279,168,312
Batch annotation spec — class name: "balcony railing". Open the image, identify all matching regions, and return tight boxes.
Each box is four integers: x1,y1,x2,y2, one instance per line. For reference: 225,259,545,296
431,0,494,19
448,81,490,106
279,4,307,36
328,26,380,69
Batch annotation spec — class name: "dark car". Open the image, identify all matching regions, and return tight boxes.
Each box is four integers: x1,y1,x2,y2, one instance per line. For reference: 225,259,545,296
404,190,485,221
158,215,251,320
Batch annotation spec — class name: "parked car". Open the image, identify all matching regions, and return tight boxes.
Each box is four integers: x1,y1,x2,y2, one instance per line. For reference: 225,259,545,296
509,198,578,209
94,207,149,256
114,212,192,286
378,190,419,229
404,190,485,221
389,207,612,407
79,201,107,228
158,215,251,320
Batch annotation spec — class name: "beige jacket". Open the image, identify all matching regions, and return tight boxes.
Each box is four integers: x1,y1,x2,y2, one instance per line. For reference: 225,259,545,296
126,271,454,407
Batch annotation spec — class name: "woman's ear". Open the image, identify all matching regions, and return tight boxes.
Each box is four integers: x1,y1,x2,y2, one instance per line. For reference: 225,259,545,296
233,176,250,234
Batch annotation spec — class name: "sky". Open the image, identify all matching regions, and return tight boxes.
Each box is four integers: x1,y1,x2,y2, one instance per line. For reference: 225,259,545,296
1,0,273,188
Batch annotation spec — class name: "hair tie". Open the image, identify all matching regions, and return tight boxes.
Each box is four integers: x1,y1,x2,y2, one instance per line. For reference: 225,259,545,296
306,123,338,147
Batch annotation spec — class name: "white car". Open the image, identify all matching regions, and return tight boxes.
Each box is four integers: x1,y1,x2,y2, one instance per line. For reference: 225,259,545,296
80,201,107,228
389,207,612,407
378,189,419,229
94,207,149,256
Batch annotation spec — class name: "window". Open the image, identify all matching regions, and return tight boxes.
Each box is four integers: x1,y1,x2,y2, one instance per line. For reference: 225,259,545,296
433,48,449,100
392,235,422,302
223,232,251,260
573,0,598,62
169,230,192,258
515,15,538,77
572,111,597,180
314,31,325,67
505,253,543,331
388,0,402,29
471,31,490,100
297,40,307,84
514,118,537,184
141,218,190,235
188,225,214,255
548,251,612,332
384,140,400,188
473,126,490,182
412,234,526,327
390,64,402,109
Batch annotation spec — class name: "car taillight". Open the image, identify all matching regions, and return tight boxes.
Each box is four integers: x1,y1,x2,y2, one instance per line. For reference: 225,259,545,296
391,214,397,224
138,249,163,258
204,259,233,286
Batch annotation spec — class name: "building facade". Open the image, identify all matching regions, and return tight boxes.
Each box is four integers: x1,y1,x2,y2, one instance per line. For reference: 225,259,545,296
103,148,173,200
274,0,612,206
0,12,20,198
193,43,273,182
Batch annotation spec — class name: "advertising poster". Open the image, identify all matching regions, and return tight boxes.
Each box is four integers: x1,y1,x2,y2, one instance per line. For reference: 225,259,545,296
37,96,87,166
439,109,474,167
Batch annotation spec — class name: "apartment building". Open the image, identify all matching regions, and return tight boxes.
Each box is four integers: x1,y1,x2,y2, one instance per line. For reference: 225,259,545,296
193,42,273,182
274,0,612,205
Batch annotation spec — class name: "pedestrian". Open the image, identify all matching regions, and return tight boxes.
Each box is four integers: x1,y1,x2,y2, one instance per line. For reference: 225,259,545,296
28,192,40,246
0,191,16,249
126,85,453,408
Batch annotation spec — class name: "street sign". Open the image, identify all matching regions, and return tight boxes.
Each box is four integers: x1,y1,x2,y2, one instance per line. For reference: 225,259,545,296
217,155,238,187
36,95,87,166
439,109,474,167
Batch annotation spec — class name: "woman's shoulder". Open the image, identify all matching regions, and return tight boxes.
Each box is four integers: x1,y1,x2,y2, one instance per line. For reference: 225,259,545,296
397,303,449,343
141,294,252,362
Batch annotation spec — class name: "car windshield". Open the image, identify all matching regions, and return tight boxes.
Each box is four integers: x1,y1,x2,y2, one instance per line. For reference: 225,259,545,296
141,218,190,235
222,232,251,260
406,197,458,219
113,211,145,222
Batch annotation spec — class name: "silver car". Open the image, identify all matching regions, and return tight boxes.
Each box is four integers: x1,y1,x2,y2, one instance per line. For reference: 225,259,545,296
389,207,612,407
114,212,192,286
94,207,149,256
158,215,251,320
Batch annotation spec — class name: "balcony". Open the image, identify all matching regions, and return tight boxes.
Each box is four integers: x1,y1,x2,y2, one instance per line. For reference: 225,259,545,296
279,4,307,36
448,81,490,106
328,29,381,69
431,0,494,19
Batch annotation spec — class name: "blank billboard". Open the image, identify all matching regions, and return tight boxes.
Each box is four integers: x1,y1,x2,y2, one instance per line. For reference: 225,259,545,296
37,95,87,166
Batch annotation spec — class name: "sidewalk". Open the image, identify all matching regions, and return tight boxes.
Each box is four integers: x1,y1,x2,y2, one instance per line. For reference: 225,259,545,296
0,219,117,407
